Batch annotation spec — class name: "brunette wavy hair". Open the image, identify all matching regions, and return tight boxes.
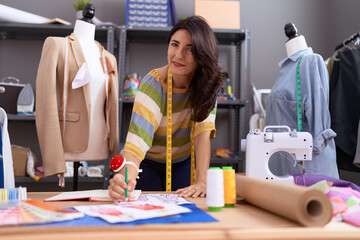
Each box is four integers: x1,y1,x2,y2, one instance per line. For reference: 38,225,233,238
167,15,222,122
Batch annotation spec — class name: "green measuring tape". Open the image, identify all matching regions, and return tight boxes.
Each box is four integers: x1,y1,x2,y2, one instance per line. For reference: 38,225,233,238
296,52,309,174
295,52,309,132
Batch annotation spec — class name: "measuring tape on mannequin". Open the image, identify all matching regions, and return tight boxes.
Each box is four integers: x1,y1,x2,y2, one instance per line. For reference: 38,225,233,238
166,68,195,192
296,52,309,173
295,52,309,132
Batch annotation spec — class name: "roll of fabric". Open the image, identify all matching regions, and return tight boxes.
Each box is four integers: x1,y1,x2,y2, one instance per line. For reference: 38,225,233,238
78,161,88,177
235,174,333,227
87,165,104,178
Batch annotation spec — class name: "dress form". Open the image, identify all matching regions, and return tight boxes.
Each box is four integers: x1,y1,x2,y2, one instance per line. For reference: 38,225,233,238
284,23,308,57
64,4,108,162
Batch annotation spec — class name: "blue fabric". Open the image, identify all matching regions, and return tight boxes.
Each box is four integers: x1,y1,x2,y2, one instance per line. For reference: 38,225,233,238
266,48,339,178
136,157,191,191
0,125,3,188
35,203,217,227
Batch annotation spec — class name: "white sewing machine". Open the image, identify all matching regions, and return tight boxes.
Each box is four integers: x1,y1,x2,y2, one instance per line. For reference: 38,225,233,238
241,125,313,184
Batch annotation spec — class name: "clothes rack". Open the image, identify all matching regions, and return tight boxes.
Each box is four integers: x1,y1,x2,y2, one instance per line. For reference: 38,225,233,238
335,31,360,50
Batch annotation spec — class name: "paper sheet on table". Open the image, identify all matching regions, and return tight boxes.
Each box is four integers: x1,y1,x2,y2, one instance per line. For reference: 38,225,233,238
74,194,191,223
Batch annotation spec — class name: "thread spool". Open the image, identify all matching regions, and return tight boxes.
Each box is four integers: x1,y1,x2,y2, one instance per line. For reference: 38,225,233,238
222,166,236,207
206,167,224,212
0,187,27,201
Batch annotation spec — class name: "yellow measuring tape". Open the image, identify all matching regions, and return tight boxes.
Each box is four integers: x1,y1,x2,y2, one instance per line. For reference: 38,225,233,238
166,68,196,192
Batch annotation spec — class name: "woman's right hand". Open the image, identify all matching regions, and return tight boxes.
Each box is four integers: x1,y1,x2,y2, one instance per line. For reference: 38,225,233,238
108,172,137,205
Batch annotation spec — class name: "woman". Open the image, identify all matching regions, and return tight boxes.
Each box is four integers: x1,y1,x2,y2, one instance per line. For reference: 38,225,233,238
109,16,222,203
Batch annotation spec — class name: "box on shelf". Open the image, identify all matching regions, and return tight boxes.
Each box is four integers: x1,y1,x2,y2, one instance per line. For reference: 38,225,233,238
11,145,38,177
12,145,30,177
126,0,171,27
194,0,240,29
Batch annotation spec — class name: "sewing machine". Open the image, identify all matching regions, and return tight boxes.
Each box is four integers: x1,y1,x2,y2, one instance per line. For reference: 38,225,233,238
241,125,313,184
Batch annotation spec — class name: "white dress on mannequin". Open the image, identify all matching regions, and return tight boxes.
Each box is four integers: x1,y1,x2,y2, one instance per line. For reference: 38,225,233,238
64,19,108,161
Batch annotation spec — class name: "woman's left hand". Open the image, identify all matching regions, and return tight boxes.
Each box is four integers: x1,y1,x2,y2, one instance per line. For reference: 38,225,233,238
174,180,206,198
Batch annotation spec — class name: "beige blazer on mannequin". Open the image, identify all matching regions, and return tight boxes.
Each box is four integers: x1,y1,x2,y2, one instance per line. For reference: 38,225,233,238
35,33,119,177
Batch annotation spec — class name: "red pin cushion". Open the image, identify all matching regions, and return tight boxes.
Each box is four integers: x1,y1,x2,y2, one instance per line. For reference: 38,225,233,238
110,155,142,173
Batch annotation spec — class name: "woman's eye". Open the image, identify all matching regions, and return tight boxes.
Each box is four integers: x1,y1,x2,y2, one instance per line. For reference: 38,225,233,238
187,47,192,51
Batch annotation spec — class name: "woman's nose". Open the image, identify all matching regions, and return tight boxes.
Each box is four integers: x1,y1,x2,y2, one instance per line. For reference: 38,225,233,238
175,47,185,58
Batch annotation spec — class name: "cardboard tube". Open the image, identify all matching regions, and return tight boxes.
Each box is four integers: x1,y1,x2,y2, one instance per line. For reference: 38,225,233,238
235,174,333,227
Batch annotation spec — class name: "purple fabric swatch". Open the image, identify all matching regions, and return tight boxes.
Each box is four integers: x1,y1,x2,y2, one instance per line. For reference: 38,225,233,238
293,174,360,192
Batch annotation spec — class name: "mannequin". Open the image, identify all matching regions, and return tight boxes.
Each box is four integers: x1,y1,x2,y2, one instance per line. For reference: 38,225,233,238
62,4,109,189
64,4,108,162
284,23,308,57
35,3,119,187
265,23,339,179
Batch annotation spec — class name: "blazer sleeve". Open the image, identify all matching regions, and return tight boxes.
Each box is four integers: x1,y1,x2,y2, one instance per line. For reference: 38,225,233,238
35,37,67,177
107,52,119,160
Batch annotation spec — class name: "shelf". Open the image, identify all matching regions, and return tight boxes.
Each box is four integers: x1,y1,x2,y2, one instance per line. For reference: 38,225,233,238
0,22,111,42
7,114,35,121
217,99,247,108
210,157,242,165
120,98,247,107
0,22,116,55
123,26,247,45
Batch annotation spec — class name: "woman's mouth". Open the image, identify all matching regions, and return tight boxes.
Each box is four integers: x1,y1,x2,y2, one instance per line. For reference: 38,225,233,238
172,61,185,67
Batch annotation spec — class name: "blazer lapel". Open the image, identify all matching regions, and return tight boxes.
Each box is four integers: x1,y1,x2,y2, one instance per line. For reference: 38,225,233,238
69,33,91,114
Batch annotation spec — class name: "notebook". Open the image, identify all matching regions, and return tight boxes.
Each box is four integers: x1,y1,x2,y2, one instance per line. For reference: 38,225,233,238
44,189,141,202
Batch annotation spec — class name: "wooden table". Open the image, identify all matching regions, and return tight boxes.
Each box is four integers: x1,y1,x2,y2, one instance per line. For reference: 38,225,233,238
0,192,359,240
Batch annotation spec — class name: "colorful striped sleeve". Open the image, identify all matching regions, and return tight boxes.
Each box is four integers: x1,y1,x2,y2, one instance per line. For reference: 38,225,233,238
194,102,217,140
123,70,165,161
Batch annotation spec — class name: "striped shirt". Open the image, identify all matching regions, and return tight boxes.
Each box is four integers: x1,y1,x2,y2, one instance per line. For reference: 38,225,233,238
123,68,217,163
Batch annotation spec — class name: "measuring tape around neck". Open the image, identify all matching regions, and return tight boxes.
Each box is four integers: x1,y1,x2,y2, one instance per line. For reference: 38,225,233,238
166,68,196,192
295,52,309,132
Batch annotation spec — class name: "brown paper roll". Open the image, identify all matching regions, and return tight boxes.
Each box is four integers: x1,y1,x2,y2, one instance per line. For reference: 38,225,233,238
235,174,333,227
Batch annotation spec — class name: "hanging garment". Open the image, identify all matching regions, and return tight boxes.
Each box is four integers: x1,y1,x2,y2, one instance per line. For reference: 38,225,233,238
0,108,15,188
266,48,339,178
35,34,119,177
329,46,360,172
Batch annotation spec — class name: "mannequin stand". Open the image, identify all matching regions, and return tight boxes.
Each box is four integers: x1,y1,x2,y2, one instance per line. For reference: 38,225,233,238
72,158,111,191
73,161,80,191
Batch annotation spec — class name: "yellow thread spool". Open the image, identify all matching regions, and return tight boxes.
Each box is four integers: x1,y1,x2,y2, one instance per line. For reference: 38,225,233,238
222,166,236,207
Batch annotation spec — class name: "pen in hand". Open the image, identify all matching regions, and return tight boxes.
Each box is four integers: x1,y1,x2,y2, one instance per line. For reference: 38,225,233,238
125,166,128,201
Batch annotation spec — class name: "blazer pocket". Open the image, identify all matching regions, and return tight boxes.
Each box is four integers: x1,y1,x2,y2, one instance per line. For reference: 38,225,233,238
58,112,80,122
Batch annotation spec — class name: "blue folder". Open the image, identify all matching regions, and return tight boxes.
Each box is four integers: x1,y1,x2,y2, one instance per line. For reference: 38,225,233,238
39,203,217,227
